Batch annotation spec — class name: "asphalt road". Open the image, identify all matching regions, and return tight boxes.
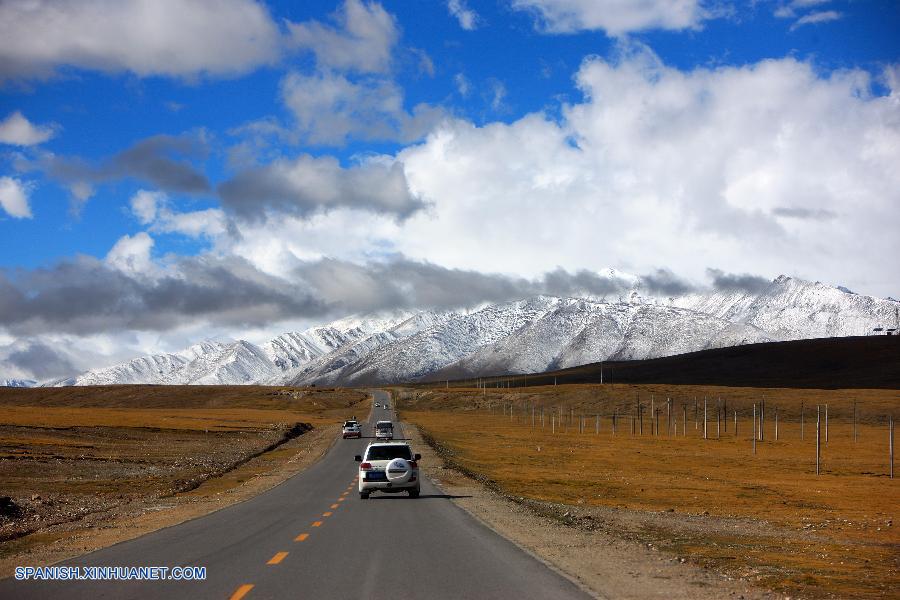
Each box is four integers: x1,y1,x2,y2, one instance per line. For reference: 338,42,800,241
1,390,591,600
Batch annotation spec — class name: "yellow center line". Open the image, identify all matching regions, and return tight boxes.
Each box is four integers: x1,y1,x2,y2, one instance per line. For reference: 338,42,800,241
294,533,309,542
322,511,333,517
312,520,323,527
337,497,345,502
230,584,254,600
267,551,289,565
330,503,339,509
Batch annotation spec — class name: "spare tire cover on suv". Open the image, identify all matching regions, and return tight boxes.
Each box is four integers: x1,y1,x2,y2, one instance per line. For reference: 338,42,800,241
385,458,412,484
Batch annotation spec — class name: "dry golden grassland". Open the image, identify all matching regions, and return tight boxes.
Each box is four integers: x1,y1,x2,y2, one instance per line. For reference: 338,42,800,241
0,386,368,552
397,383,899,599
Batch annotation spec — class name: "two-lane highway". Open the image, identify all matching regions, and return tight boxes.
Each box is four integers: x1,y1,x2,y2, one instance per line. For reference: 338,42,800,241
2,390,591,599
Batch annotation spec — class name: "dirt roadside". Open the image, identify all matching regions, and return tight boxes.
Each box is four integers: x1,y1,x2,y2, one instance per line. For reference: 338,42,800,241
0,423,339,578
403,421,779,600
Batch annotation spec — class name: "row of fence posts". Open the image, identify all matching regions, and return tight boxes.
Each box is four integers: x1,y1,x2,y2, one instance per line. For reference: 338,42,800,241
488,395,894,478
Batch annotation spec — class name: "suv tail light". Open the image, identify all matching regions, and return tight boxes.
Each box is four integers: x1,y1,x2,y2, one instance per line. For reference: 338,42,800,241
360,462,372,470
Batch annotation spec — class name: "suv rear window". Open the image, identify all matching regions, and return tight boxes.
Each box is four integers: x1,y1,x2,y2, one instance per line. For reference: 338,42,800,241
366,445,412,461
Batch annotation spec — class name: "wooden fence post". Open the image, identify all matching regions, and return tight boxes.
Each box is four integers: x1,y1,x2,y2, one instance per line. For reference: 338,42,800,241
816,405,821,475
703,398,708,440
667,398,671,436
889,415,894,479
752,404,756,455
639,401,643,435
762,398,766,442
716,403,721,439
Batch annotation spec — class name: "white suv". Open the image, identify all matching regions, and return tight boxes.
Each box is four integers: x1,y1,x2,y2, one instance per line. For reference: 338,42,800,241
355,442,421,499
342,420,361,439
374,420,393,440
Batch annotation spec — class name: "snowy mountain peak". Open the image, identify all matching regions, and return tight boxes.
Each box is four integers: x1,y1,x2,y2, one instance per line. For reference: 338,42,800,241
38,274,898,387
1,379,37,388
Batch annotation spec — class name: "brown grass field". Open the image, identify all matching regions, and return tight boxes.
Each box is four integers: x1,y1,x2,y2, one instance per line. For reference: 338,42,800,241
396,383,899,599
0,385,368,557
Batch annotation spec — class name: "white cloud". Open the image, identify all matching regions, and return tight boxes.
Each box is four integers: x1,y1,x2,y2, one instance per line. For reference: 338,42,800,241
0,111,56,146
0,0,282,81
130,189,227,238
0,176,33,218
455,73,471,97
791,10,842,30
280,70,445,145
105,232,155,276
411,48,436,77
130,190,161,224
488,79,507,111
287,0,398,74
512,0,708,35
775,0,831,18
373,47,900,298
447,0,480,30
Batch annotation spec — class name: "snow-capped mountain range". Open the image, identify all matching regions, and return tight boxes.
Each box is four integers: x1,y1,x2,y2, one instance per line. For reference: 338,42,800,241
11,274,898,388
0,379,37,388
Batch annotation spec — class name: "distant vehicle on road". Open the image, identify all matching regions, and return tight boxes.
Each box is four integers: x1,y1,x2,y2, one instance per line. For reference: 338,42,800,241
355,441,421,499
342,420,361,439
374,420,393,440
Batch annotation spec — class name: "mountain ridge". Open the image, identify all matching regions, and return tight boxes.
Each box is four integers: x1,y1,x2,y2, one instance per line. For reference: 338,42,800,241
7,274,896,388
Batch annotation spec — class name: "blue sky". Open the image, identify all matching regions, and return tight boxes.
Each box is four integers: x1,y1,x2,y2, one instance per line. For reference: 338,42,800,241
0,0,898,379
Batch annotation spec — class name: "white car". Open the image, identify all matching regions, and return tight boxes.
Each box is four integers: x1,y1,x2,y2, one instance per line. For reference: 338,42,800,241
342,420,361,439
355,441,421,499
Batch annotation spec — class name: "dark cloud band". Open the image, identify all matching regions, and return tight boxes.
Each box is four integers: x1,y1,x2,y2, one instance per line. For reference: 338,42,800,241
0,254,755,337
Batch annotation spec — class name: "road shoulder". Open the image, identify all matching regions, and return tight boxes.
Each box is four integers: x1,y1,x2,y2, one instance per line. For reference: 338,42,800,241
404,421,778,600
0,424,339,578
